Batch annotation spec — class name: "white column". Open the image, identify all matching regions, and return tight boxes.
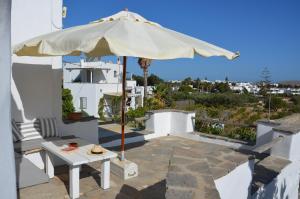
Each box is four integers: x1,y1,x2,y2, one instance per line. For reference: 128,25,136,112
69,165,80,199
0,0,17,198
101,159,110,189
45,152,54,178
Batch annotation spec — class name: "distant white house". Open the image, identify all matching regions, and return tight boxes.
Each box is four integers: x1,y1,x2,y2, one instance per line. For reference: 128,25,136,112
63,59,143,118
230,82,260,94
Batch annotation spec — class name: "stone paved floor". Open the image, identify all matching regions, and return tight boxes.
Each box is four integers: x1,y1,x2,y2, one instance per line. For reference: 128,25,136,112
18,136,252,199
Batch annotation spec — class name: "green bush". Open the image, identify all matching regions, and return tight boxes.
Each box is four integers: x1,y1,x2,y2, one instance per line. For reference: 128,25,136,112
126,107,147,122
264,96,287,111
192,93,258,108
145,97,164,110
98,98,105,120
62,89,75,119
178,85,194,93
228,127,256,142
245,113,262,125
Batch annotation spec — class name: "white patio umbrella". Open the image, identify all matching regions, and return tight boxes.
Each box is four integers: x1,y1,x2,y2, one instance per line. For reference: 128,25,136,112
13,10,239,160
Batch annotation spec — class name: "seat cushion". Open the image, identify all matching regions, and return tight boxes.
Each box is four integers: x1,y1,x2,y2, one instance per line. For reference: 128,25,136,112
39,118,59,138
14,135,77,153
15,155,49,188
16,120,43,141
12,120,24,142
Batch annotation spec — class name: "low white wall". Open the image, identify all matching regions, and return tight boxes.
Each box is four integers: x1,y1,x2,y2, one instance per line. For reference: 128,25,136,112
252,160,300,199
101,133,160,148
145,110,195,136
256,122,276,147
215,160,254,199
58,120,99,144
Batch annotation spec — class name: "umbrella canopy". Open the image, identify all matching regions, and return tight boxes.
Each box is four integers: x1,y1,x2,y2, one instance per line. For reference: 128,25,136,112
13,10,239,161
14,10,239,60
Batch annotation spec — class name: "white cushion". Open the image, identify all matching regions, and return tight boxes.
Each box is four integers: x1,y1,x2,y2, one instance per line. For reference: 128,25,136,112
12,120,24,142
16,120,43,141
39,118,59,138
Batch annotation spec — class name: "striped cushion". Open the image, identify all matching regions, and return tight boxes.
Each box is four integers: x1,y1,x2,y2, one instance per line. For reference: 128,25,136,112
16,120,43,141
39,118,59,138
12,120,24,142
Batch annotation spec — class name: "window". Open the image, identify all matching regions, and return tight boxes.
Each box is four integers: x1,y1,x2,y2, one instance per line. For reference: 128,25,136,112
80,97,87,109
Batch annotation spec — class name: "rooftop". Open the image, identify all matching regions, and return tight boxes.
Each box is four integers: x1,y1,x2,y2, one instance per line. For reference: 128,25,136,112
258,113,300,134
18,134,292,199
19,136,255,199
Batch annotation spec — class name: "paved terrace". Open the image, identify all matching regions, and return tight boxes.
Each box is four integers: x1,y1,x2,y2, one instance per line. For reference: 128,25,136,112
18,136,285,199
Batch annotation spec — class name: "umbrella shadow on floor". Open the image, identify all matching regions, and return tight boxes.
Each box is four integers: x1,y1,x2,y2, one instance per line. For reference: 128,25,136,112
115,180,166,199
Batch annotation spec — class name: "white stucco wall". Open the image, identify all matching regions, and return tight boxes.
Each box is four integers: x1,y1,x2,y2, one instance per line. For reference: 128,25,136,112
64,82,122,117
270,131,300,161
145,111,195,136
0,0,17,198
252,160,300,199
10,0,99,143
11,64,57,122
11,0,62,67
256,122,276,147
215,160,254,199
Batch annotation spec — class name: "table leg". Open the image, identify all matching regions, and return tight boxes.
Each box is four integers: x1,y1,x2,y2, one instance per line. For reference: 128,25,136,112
69,165,80,199
101,159,110,189
45,152,54,178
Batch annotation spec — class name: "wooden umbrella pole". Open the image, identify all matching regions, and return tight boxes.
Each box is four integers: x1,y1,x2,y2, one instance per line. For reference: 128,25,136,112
120,56,127,161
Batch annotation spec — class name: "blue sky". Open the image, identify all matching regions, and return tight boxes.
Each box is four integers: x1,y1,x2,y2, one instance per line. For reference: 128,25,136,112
63,0,300,82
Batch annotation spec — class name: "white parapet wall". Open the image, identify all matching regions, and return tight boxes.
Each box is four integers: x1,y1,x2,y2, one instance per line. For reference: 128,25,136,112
215,160,254,199
252,160,300,199
58,119,99,144
145,109,195,136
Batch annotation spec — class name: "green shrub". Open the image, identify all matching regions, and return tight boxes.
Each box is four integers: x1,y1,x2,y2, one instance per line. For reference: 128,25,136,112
245,113,262,125
178,85,194,93
192,93,258,108
98,98,105,120
126,107,147,122
145,97,164,110
228,127,256,142
264,96,287,111
62,89,75,119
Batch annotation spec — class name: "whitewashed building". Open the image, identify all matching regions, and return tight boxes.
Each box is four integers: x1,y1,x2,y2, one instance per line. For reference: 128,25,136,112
63,59,143,118
230,82,260,94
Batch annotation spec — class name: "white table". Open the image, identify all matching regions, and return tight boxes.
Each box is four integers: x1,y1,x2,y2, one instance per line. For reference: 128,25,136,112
41,138,117,199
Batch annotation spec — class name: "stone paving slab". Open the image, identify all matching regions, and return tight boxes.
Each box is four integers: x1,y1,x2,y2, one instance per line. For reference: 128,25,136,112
19,136,255,199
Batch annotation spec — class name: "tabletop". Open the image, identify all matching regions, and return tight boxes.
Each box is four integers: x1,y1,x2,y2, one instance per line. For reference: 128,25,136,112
42,138,117,166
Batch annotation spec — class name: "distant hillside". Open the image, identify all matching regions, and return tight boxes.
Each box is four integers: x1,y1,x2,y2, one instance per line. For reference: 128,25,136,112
279,80,300,86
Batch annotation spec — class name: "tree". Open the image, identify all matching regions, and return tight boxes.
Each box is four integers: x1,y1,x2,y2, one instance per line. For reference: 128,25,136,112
132,74,144,86
213,82,231,93
138,58,152,99
179,85,194,93
261,67,271,85
182,77,193,85
62,88,75,119
225,76,229,83
259,67,272,95
259,67,272,119
147,74,164,86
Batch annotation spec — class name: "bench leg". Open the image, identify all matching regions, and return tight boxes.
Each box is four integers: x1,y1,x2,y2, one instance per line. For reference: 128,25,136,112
101,159,110,189
45,152,54,178
69,165,80,199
